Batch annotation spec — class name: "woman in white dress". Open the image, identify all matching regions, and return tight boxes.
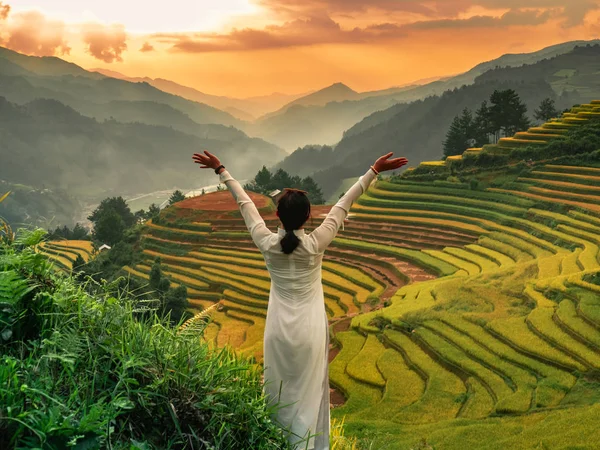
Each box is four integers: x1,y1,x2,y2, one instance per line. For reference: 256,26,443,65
192,151,408,449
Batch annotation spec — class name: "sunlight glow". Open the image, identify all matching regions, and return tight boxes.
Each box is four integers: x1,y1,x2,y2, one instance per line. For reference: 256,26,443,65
9,0,260,33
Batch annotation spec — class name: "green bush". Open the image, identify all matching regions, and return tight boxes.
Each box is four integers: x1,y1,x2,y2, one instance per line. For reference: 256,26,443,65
0,229,291,450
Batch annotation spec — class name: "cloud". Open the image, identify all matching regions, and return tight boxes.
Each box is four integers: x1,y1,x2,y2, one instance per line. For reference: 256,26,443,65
259,0,600,26
259,0,437,17
140,41,155,52
561,0,598,26
165,14,368,52
82,23,127,63
164,7,559,53
407,9,553,30
0,2,9,21
1,10,71,56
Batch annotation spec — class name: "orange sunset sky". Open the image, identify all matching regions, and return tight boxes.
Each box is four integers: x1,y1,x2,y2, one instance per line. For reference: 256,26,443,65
1,1,600,97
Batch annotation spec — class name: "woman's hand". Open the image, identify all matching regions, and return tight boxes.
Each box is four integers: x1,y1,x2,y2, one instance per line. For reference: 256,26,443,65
373,152,408,173
192,150,222,170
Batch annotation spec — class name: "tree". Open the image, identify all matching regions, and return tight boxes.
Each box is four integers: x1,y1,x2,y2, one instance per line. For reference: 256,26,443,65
300,176,325,204
92,209,126,245
272,169,293,191
245,166,327,204
254,166,272,191
88,197,136,245
201,188,205,195
148,204,160,219
168,190,186,205
443,109,475,157
149,258,162,290
165,285,188,311
534,98,559,123
489,89,531,138
88,197,136,229
72,254,86,271
473,101,492,145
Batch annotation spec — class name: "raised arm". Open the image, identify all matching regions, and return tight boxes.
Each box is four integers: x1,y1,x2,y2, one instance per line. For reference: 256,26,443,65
193,151,272,252
309,153,408,253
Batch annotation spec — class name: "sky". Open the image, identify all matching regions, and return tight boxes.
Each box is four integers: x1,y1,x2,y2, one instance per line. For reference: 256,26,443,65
1,1,600,97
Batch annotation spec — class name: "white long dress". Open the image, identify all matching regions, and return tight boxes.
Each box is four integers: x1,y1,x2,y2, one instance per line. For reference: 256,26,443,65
219,167,377,450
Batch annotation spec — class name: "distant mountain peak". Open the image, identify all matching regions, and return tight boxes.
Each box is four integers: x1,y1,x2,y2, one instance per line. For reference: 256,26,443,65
323,82,356,93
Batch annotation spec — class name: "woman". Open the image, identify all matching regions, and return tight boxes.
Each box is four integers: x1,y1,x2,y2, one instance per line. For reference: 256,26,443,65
192,151,408,449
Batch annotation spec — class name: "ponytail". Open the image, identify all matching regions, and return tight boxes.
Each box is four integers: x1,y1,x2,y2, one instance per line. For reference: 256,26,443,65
280,229,300,254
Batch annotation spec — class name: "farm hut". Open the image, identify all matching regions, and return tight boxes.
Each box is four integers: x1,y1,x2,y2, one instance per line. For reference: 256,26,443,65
269,189,283,203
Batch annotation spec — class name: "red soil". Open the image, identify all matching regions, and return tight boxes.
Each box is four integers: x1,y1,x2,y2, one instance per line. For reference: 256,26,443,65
177,190,271,211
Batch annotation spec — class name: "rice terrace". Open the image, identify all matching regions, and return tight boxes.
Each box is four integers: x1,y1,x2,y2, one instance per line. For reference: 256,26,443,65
42,103,600,448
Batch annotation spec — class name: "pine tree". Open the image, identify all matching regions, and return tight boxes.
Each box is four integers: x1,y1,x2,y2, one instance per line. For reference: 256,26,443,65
443,109,474,157
300,176,325,204
473,101,492,145
148,204,160,219
534,98,559,123
254,166,272,190
168,190,186,205
72,254,86,271
149,258,162,290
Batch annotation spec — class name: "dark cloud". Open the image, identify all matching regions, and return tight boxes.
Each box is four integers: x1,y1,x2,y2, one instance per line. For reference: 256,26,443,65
2,10,71,56
408,9,553,29
82,23,127,63
140,41,155,52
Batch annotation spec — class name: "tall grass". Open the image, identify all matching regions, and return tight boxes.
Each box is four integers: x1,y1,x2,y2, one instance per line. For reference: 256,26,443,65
0,228,292,449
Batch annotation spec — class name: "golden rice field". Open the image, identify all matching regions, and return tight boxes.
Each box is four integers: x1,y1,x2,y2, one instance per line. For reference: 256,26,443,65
419,101,600,165
118,143,600,447
37,240,95,271
69,101,599,448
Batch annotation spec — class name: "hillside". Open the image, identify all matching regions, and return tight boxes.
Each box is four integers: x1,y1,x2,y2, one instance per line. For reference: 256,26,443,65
283,80,560,197
120,102,600,448
0,46,244,128
281,44,600,197
254,40,600,151
266,82,361,113
0,97,285,224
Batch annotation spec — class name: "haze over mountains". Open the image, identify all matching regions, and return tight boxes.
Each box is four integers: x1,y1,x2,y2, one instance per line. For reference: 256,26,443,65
2,39,600,226
91,68,311,121
277,43,600,196
0,46,284,225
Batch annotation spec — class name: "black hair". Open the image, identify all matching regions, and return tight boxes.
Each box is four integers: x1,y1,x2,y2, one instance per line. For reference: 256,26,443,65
277,190,311,254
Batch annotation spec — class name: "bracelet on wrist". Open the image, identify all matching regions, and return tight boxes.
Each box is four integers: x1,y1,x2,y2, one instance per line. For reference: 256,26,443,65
370,165,379,175
215,165,225,175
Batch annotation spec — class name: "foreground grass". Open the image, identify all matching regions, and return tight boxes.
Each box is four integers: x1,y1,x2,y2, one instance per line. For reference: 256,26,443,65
0,229,292,449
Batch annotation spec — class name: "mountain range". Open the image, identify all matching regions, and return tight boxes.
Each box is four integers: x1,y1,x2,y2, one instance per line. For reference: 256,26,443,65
2,39,600,226
276,43,600,197
91,68,311,121
0,46,285,226
250,39,600,151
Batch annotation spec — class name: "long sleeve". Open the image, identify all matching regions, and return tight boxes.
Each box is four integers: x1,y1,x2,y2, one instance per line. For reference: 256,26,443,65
219,169,273,252
309,167,377,253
